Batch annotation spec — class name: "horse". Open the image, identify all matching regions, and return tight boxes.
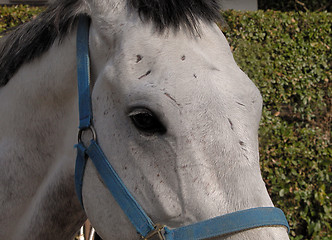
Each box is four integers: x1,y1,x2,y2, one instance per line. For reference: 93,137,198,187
0,0,290,239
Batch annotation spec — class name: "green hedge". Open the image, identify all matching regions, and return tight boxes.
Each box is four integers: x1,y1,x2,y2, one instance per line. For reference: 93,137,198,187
1,5,331,240
258,0,332,12
221,10,331,239
0,5,44,35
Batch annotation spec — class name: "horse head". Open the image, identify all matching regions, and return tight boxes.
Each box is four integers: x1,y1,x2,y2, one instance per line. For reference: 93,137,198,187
0,0,289,239
78,0,289,239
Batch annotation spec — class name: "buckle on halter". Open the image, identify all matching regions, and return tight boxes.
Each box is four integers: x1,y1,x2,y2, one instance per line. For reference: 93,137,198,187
141,224,166,240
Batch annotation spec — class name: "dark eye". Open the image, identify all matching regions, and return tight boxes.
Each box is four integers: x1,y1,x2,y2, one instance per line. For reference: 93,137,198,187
129,108,166,135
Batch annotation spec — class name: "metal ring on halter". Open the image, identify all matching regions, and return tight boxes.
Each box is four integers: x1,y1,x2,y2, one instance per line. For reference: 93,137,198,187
78,126,97,146
141,224,166,240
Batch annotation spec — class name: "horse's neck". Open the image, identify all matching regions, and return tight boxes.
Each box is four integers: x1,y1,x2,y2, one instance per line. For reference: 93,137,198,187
0,32,85,239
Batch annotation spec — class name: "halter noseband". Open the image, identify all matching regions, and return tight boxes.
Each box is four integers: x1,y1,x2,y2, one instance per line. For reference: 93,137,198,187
75,16,289,240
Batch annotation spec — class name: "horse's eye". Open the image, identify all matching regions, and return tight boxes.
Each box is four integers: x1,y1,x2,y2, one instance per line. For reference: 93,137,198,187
129,108,166,135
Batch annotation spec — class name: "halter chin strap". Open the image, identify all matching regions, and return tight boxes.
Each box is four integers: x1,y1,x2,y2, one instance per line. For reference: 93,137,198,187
75,16,290,239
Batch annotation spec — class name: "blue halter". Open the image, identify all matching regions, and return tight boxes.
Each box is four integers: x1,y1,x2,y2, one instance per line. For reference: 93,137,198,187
75,16,290,239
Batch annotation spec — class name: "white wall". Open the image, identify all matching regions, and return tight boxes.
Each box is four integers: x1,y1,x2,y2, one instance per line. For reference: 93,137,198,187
222,0,258,11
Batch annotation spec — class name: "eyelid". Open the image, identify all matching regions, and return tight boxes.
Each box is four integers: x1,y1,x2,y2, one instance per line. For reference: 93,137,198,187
128,108,153,117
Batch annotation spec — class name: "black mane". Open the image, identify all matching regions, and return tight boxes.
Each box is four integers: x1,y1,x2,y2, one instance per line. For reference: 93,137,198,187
129,0,222,32
0,0,222,86
0,0,81,86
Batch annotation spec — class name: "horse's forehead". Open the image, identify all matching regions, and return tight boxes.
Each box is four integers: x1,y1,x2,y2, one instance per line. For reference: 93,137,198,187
114,25,260,105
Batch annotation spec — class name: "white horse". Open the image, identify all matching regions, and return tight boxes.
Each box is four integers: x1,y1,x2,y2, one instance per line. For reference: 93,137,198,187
0,0,289,239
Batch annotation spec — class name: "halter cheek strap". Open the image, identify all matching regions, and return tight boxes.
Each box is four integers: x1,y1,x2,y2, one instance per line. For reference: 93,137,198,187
75,16,290,240
75,15,156,237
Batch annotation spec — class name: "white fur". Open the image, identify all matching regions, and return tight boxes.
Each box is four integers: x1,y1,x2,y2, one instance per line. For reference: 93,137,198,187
0,0,289,239
0,30,86,239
